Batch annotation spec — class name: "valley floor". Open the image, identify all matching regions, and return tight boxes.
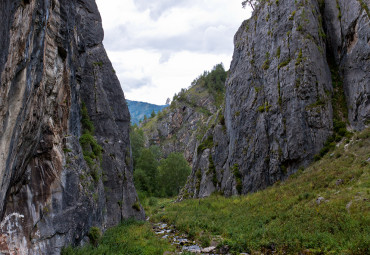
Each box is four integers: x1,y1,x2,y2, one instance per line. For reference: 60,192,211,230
64,128,369,254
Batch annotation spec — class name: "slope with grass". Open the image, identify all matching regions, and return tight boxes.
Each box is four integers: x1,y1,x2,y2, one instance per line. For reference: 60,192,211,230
61,219,174,255
149,128,370,254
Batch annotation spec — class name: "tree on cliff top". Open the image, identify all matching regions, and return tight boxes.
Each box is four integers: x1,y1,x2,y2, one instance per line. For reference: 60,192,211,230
242,0,264,11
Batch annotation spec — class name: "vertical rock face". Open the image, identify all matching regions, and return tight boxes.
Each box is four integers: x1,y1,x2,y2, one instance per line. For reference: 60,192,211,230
323,0,370,130
0,0,144,254
181,0,369,198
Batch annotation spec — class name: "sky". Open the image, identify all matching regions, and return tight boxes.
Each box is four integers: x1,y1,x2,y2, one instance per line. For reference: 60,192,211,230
96,0,251,105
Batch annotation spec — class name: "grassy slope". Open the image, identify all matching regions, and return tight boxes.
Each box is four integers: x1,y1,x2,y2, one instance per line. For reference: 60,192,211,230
62,219,174,255
149,128,370,254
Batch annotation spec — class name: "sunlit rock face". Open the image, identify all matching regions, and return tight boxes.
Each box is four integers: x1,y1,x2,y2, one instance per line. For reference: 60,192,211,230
180,0,369,199
0,0,144,253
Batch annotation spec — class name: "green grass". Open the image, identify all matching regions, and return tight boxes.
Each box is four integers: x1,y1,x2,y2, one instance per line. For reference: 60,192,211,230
149,128,370,254
61,219,174,255
197,135,214,154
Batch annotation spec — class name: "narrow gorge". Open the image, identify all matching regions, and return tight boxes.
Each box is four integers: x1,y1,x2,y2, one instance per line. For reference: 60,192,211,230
0,0,369,254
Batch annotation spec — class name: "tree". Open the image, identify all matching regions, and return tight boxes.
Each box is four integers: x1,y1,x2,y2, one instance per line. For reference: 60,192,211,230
130,125,145,168
158,153,191,197
134,147,159,195
165,98,171,105
242,0,262,11
151,110,156,118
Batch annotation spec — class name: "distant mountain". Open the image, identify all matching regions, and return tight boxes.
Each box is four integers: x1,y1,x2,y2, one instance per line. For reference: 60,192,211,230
127,100,168,124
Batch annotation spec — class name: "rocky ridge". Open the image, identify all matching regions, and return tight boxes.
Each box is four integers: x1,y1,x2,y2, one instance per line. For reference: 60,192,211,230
0,0,143,254
181,0,369,199
140,65,226,165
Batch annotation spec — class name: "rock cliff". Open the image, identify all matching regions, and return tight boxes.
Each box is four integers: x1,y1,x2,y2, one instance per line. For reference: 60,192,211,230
0,0,144,254
140,64,226,165
181,0,369,198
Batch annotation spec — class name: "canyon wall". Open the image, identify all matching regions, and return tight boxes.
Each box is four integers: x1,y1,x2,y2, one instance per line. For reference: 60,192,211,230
0,0,144,254
181,0,369,198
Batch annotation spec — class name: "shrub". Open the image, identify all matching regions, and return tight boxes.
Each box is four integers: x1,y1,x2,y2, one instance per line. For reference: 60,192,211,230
132,201,141,211
197,136,214,154
88,227,101,246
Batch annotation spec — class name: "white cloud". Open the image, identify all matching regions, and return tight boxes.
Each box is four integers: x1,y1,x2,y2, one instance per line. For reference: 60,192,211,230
96,0,251,105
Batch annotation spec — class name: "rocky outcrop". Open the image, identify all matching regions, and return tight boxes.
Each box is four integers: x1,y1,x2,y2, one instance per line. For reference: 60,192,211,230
181,0,369,198
140,66,225,165
0,0,144,254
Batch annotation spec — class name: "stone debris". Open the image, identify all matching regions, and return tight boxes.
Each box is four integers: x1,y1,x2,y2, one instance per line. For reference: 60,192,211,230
152,222,241,254
201,246,216,253
316,196,325,205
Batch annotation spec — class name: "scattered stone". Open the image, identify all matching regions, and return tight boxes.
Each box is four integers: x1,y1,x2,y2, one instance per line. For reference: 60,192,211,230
160,223,168,229
316,196,325,205
219,245,230,254
346,201,352,212
201,246,216,253
182,245,202,253
336,179,344,186
178,238,190,245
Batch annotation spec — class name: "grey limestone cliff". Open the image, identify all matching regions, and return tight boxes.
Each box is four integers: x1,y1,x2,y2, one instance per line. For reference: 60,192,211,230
0,0,144,254
181,0,369,199
140,68,225,165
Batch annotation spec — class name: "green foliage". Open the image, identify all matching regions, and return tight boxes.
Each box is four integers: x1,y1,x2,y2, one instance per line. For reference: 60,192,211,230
79,102,102,181
313,56,351,161
158,153,191,197
79,134,103,160
130,124,145,167
150,110,156,118
257,102,271,113
188,63,227,107
93,61,103,67
276,46,281,58
289,10,296,20
208,154,217,186
336,0,342,19
261,52,270,70
197,135,214,154
150,128,370,254
358,0,370,19
81,102,95,134
134,147,160,195
242,0,266,10
232,164,242,194
278,58,291,69
295,49,303,66
132,200,141,211
131,126,190,197
88,227,101,247
61,219,173,255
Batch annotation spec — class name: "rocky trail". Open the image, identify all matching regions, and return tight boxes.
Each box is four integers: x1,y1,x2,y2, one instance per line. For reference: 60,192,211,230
152,222,217,254
151,221,250,255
